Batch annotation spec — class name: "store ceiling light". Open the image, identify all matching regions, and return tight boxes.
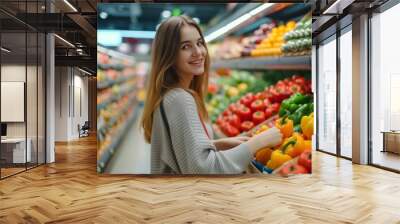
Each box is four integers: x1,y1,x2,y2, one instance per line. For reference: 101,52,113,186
205,3,275,43
100,11,108,19
161,10,171,19
98,30,156,40
63,0,78,12
1,47,11,53
54,34,75,48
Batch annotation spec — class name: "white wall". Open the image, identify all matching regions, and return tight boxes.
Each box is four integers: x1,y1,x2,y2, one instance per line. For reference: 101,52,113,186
55,67,69,141
54,67,89,141
1,65,30,137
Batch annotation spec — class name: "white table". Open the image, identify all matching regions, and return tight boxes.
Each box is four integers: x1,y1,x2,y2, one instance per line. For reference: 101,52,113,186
1,138,32,163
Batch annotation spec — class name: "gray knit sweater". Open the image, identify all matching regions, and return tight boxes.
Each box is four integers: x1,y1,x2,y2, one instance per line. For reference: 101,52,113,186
150,88,252,174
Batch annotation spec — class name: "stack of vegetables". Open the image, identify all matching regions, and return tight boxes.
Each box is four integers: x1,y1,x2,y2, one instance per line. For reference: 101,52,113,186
206,70,270,123
281,14,312,55
251,104,314,175
214,75,312,137
251,21,297,57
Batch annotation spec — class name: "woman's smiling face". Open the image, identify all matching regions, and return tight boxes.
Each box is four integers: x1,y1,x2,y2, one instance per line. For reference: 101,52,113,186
175,24,207,78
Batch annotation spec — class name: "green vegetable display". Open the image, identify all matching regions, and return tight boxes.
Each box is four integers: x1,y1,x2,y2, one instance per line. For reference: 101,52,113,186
278,93,313,126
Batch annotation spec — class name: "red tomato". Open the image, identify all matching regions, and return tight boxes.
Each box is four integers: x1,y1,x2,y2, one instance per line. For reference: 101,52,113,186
227,114,241,129
228,103,240,114
250,100,266,112
254,92,265,100
270,102,280,113
263,98,271,108
236,106,252,121
252,111,266,125
288,83,302,94
222,109,232,117
240,96,253,107
216,116,224,126
240,121,255,132
264,107,274,119
224,124,240,137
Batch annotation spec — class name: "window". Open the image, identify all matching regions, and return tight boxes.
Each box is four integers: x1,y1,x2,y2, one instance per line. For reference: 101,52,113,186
317,35,337,154
370,3,400,171
339,27,352,158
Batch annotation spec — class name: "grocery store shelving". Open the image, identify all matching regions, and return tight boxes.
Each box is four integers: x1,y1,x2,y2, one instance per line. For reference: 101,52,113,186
97,84,137,111
98,63,125,71
97,102,142,173
211,56,311,70
97,93,137,135
97,74,137,90
97,46,147,173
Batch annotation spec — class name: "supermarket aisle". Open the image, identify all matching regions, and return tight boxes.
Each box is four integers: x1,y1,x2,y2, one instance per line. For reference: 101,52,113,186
105,109,151,174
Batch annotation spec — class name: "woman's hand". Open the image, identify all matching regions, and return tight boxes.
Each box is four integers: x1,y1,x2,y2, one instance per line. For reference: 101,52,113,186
245,127,283,155
213,136,250,151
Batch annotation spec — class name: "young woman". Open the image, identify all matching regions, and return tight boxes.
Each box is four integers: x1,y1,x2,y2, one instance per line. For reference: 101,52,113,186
141,15,282,174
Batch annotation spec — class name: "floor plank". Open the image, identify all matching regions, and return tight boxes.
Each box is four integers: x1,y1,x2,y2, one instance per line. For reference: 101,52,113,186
0,135,399,223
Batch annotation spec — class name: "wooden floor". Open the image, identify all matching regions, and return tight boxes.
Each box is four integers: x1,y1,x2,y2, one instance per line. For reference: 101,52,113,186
0,136,400,223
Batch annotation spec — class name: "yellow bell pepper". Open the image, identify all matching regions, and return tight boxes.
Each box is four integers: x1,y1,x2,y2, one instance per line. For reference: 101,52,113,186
275,116,293,138
304,140,312,152
301,113,314,140
255,147,273,165
281,133,305,158
266,149,292,170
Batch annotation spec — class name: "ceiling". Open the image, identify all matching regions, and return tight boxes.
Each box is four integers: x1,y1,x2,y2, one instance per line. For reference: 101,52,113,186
0,0,97,74
98,3,236,31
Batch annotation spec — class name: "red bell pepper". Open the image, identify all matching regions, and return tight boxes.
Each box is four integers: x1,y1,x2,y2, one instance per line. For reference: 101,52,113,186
279,163,308,177
240,121,254,132
236,106,252,121
298,151,312,173
250,99,266,112
252,111,266,125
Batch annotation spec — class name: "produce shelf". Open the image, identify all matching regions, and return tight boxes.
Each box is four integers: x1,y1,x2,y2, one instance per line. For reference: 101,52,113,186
211,56,311,71
98,63,125,71
97,74,137,90
97,94,137,135
97,86,136,111
97,103,142,173
212,114,279,140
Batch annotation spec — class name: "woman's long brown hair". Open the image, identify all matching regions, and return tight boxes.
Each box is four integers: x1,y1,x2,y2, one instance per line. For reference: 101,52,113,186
141,15,210,143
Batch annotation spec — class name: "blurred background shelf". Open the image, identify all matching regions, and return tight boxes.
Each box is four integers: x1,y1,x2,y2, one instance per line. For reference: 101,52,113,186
97,74,137,90
211,56,311,71
97,94,137,135
97,102,142,173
